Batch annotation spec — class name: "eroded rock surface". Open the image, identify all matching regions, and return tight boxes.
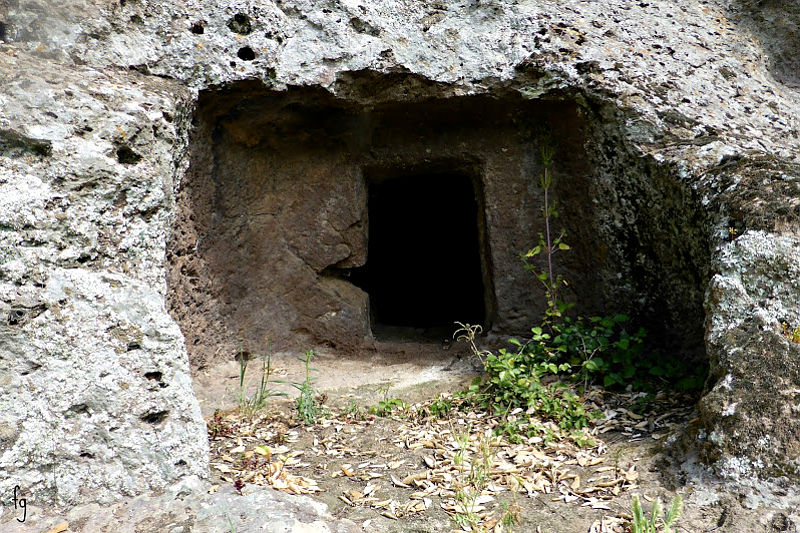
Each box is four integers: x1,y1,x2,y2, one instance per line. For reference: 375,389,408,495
169,90,602,362
0,476,360,533
1,0,799,512
0,50,208,505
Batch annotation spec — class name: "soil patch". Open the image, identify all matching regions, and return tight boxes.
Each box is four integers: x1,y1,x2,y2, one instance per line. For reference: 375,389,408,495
194,341,766,532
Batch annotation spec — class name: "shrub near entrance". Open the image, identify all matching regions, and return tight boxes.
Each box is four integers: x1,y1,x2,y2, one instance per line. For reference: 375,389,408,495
457,131,704,442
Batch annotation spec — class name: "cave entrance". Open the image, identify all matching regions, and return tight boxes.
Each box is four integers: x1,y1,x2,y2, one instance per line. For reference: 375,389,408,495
351,168,487,340
171,84,707,371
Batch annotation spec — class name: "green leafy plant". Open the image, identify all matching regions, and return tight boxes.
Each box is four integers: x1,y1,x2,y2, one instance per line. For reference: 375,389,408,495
291,350,325,425
454,126,704,447
509,314,646,389
631,494,683,533
428,394,454,418
368,384,408,417
513,130,704,394
456,323,595,439
369,397,407,417
513,135,660,391
448,134,596,439
521,134,572,322
510,315,706,392
784,322,800,343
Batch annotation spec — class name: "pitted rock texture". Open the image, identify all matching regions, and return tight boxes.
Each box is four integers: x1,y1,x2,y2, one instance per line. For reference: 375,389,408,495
701,231,800,478
168,89,611,363
0,476,361,533
0,50,208,505
0,0,799,507
727,0,800,89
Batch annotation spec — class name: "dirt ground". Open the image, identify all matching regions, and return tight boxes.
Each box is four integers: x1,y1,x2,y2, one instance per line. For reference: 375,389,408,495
193,341,799,533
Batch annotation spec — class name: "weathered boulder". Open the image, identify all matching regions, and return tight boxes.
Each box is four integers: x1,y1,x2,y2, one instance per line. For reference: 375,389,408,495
1,0,799,506
726,0,800,89
0,47,208,504
698,156,800,478
2,476,361,533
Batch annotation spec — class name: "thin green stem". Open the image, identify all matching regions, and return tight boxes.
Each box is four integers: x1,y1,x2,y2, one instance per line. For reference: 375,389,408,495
542,166,556,308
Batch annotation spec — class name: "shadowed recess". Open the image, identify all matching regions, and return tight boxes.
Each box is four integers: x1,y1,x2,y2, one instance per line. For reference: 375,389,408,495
350,170,486,332
168,80,709,375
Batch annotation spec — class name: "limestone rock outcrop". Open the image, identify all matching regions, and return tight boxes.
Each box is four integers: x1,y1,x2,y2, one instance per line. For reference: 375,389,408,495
1,0,799,505
0,38,208,504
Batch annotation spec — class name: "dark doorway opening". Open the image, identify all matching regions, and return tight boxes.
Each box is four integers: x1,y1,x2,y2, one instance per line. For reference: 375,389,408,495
351,170,487,338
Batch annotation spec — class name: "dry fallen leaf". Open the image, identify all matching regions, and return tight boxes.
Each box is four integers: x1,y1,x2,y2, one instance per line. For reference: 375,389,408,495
43,523,69,533
391,474,410,488
207,384,695,532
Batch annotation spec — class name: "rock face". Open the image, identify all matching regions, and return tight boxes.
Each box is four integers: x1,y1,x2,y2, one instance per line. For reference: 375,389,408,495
169,88,607,362
0,36,209,504
1,0,799,505
1,476,361,533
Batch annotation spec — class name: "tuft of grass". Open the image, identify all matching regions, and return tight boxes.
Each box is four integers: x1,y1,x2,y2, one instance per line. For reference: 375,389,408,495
500,499,522,532
291,350,325,425
631,494,683,533
236,344,286,417
468,431,496,491
451,422,471,467
451,486,482,530
445,425,501,531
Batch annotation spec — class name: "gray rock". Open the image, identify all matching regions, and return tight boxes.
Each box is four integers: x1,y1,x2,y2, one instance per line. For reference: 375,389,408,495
700,230,800,479
0,476,360,532
0,0,799,510
0,50,208,505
